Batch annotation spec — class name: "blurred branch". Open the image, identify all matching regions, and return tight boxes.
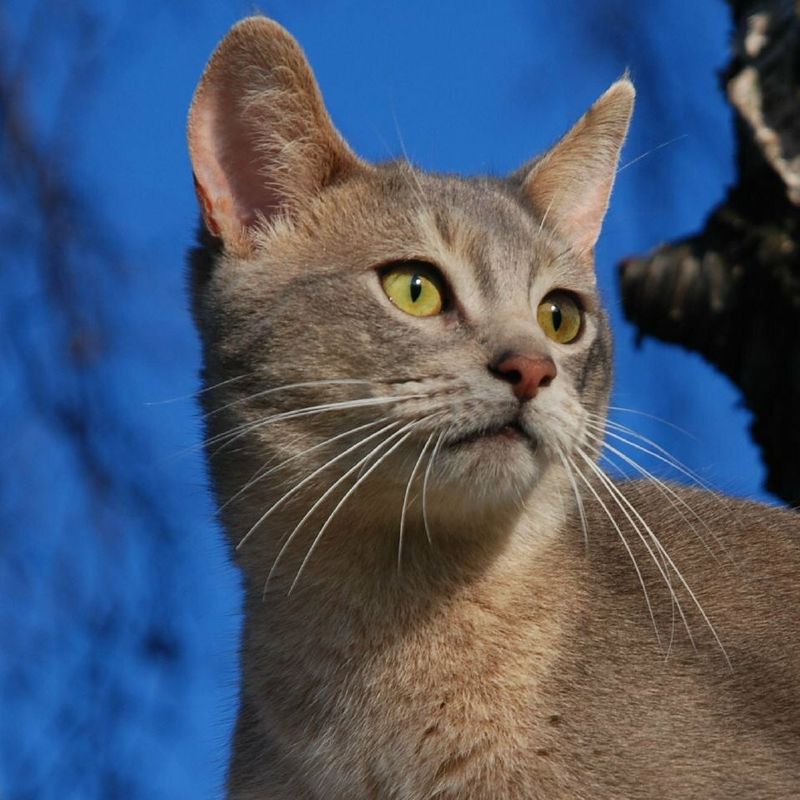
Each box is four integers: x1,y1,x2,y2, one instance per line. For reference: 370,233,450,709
618,0,800,505
0,0,176,530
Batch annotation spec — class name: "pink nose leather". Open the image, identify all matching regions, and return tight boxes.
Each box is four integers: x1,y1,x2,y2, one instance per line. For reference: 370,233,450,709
490,354,557,402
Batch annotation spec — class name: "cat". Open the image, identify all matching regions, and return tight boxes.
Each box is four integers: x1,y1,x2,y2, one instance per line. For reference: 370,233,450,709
187,16,800,800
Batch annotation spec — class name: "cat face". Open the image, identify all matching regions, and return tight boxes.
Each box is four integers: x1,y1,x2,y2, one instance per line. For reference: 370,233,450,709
193,167,612,513
189,17,630,530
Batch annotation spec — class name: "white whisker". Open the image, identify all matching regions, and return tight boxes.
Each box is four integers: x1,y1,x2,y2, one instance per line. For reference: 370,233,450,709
262,419,428,592
398,432,437,571
577,449,731,669
390,107,431,212
220,417,390,512
556,448,589,556
605,406,695,440
583,429,731,565
567,454,662,650
207,394,425,456
262,422,417,594
288,420,433,595
577,449,692,654
615,134,688,175
585,417,720,497
203,379,372,419
145,372,255,405
538,189,560,234
236,419,403,552
422,427,448,547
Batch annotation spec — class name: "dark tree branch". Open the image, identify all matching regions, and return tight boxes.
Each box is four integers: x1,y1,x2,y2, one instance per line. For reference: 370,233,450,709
619,0,800,505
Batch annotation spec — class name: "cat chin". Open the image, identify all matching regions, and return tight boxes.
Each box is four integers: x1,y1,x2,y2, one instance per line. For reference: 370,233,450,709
436,435,545,504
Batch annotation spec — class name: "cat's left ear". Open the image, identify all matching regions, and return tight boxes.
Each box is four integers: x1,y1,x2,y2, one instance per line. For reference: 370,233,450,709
515,79,634,257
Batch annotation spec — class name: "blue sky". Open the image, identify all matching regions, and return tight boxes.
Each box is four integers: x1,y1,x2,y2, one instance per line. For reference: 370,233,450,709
1,1,767,798
95,0,760,497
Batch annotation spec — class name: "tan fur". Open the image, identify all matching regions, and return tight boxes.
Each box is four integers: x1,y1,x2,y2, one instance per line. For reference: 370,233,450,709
188,17,366,255
520,80,634,256
187,17,800,799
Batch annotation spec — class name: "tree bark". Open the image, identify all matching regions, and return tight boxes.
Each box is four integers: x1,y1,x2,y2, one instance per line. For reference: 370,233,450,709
618,0,800,506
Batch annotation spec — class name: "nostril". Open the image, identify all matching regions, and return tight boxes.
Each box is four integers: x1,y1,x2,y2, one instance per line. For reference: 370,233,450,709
489,352,557,402
488,361,522,385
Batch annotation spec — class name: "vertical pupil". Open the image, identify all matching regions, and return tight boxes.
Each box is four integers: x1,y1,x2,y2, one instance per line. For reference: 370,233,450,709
551,305,562,330
410,275,423,302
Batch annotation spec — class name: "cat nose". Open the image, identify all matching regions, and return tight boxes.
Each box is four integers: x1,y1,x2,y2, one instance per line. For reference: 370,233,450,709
489,353,557,402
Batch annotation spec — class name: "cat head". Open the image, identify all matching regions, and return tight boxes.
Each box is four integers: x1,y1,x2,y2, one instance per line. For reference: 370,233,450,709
188,17,633,536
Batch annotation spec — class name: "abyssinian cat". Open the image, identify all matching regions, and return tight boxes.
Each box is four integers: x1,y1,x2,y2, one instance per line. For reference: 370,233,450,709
187,16,800,799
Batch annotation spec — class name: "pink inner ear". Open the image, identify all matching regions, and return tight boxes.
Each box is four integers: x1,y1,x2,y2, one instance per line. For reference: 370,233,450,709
189,84,283,245
562,182,611,255
520,79,634,258
188,17,366,255
525,165,613,257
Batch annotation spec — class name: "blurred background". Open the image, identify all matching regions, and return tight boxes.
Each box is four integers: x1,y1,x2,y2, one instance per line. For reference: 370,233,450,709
0,0,774,798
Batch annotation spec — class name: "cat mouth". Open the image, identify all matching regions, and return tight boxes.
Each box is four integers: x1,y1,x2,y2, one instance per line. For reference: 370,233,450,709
447,419,534,449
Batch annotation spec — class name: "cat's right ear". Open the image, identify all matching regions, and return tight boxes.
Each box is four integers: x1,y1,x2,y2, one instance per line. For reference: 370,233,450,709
188,17,365,256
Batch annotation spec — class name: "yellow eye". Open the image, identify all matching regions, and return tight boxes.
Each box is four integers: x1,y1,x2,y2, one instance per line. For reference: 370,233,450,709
537,291,583,344
381,264,444,317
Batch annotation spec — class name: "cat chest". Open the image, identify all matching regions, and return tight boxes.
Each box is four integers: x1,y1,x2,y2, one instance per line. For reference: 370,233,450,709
259,599,569,797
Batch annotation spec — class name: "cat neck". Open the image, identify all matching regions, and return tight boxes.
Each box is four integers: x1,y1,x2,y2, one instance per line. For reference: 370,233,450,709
227,462,572,619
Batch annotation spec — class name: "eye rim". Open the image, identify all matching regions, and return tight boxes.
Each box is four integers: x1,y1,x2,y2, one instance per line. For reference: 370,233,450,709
536,289,584,344
377,259,451,317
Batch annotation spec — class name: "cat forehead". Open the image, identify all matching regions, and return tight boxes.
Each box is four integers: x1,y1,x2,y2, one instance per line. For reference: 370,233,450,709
403,176,584,297
252,161,588,294
377,162,541,247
